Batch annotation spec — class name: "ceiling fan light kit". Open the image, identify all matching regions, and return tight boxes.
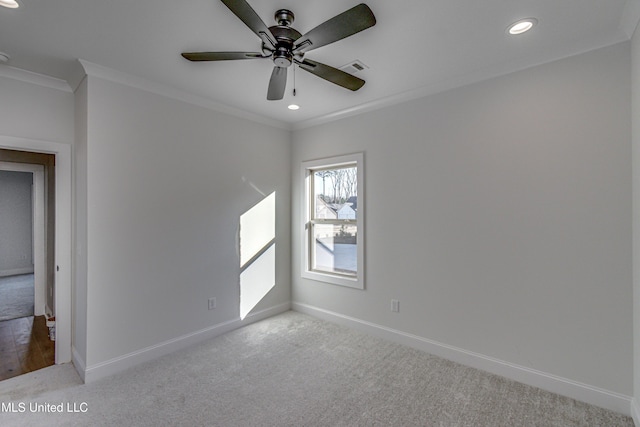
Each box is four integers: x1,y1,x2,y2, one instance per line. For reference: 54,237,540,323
181,0,376,101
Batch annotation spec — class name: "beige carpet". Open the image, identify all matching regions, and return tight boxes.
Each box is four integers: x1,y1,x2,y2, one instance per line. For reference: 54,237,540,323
0,311,633,426
0,274,34,321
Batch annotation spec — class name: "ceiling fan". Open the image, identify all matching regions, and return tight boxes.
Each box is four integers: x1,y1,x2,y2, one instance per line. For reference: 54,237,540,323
181,0,376,101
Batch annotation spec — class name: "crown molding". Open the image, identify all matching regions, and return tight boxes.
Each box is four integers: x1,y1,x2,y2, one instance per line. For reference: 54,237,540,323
292,38,629,131
77,59,291,131
0,65,71,92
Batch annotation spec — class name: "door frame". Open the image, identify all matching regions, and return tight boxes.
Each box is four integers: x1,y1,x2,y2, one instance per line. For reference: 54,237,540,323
0,136,72,364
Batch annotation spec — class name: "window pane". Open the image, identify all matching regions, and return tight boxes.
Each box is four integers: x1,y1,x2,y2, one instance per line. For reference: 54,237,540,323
312,223,357,276
313,167,357,220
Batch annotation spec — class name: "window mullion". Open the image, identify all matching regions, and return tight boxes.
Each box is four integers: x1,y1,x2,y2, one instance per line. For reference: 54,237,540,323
310,219,357,225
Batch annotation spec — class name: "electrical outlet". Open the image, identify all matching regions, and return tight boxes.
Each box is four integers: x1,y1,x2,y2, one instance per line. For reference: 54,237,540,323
208,297,217,310
391,299,400,313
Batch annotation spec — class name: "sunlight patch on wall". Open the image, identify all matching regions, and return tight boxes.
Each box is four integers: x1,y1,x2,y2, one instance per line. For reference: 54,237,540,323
239,192,276,320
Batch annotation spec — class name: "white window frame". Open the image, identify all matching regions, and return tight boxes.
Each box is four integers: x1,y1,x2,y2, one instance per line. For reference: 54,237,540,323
301,153,364,289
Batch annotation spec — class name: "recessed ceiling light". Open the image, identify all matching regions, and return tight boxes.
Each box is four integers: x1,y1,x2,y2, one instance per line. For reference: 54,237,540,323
508,18,537,35
0,0,19,9
288,104,300,110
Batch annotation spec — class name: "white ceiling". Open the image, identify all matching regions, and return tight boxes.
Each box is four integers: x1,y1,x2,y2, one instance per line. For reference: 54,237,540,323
1,0,638,129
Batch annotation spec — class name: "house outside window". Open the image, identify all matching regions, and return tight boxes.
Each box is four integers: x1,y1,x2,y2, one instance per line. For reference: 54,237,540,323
302,153,364,289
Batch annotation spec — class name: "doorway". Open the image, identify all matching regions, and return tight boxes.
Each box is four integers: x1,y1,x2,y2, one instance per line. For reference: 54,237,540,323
0,138,72,367
0,160,53,379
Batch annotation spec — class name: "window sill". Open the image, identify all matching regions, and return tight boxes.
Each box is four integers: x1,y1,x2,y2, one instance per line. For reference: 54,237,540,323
301,270,364,290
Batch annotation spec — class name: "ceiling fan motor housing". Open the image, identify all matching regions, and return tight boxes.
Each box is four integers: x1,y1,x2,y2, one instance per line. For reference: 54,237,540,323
268,19,302,68
273,47,293,67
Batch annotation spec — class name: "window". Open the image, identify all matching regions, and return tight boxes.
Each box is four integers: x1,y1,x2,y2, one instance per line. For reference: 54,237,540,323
302,153,364,289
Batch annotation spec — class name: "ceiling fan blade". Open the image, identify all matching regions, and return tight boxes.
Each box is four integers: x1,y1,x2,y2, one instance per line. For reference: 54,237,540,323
292,4,376,54
267,66,287,100
220,0,276,49
181,52,265,61
296,59,365,91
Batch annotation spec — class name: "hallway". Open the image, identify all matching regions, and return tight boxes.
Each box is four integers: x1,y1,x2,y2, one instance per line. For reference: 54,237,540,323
0,274,34,322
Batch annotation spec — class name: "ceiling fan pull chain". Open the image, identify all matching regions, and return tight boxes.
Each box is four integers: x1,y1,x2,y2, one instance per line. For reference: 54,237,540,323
293,65,297,96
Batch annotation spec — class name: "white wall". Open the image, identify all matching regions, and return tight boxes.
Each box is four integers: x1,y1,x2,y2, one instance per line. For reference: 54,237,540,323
293,42,632,400
0,75,74,143
0,170,33,275
631,19,640,423
76,72,292,376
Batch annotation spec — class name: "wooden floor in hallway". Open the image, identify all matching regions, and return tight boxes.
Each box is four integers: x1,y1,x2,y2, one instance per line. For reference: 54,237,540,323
0,316,54,381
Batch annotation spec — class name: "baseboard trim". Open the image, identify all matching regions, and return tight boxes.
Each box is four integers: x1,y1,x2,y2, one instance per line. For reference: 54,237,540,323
82,302,290,383
0,267,35,277
71,346,86,383
631,398,640,426
292,302,632,416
